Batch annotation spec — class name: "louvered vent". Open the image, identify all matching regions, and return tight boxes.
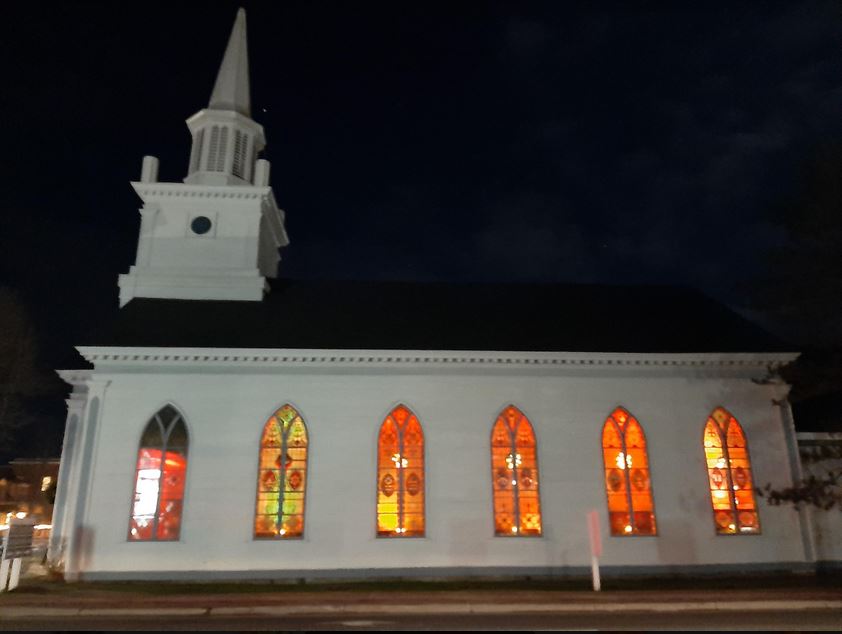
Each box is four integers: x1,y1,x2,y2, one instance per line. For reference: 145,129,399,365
215,127,229,172
207,126,220,172
248,143,256,183
233,130,247,179
189,128,205,173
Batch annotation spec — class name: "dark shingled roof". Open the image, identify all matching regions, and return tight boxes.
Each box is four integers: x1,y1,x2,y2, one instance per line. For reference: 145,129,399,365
83,279,792,353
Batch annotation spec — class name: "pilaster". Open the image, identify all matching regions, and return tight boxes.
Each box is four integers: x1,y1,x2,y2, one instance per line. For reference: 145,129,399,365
62,378,111,582
48,371,91,569
780,397,817,564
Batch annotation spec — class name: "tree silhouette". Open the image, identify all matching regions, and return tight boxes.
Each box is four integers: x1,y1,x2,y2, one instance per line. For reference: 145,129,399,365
759,442,842,511
751,144,842,511
0,288,47,447
752,144,842,347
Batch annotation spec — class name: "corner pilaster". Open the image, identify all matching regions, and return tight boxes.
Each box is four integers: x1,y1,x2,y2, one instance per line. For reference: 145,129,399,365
62,378,111,582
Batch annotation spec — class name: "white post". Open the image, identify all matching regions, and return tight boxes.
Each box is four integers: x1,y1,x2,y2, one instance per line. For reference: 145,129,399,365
587,509,602,592
0,558,9,592
591,554,601,592
8,558,21,591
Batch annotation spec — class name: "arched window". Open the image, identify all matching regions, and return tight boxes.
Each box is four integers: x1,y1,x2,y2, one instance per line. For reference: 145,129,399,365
128,405,188,541
490,405,542,536
601,407,656,536
377,405,424,537
704,407,760,534
254,404,309,538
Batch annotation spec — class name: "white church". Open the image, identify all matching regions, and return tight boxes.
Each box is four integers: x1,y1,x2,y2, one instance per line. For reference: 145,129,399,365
47,9,837,582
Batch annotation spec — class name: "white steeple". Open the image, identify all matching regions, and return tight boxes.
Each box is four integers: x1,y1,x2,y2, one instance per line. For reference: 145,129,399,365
184,8,265,187
209,8,251,116
117,8,288,307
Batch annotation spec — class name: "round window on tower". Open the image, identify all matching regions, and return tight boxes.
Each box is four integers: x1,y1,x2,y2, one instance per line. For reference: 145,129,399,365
191,216,212,235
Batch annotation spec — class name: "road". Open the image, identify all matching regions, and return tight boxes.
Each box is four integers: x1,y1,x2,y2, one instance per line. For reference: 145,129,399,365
3,608,841,631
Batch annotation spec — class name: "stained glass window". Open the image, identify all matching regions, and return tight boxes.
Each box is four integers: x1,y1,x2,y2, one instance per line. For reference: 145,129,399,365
491,405,542,536
377,405,424,537
704,407,760,535
128,405,188,541
254,404,309,539
601,407,657,536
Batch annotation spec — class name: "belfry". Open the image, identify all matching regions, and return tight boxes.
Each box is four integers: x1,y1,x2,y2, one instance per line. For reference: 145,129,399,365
117,8,288,307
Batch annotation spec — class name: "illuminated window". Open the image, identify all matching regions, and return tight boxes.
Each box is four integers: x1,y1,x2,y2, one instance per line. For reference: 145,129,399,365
377,405,424,537
40,476,53,492
491,405,542,536
601,407,657,536
704,407,760,535
254,404,309,539
128,405,188,541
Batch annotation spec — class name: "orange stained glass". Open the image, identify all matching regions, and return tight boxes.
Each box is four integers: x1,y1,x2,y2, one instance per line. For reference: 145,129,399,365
703,407,760,535
377,404,425,537
490,405,542,536
254,404,309,539
601,407,656,536
128,405,188,541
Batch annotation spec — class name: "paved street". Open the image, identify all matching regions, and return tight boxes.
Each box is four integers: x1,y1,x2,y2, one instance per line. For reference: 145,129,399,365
2,558,840,631
3,608,842,631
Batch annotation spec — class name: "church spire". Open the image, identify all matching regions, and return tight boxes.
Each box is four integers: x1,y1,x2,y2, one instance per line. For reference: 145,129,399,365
182,7,266,186
118,7,287,307
209,8,251,117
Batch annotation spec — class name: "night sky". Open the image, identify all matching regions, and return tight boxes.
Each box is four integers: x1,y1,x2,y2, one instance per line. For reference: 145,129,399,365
1,1,840,456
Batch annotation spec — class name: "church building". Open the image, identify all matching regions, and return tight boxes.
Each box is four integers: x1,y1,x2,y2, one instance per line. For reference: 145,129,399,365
48,9,828,582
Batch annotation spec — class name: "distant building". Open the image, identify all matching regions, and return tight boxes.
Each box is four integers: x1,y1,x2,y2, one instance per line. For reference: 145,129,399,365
0,458,59,524
0,465,18,521
48,9,835,582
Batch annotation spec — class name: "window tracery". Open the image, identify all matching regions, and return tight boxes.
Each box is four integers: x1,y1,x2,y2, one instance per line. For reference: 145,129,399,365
377,405,424,537
601,407,656,536
128,405,188,541
704,407,760,534
491,405,542,536
254,404,309,538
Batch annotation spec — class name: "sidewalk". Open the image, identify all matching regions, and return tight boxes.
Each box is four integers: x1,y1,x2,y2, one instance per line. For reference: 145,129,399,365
1,585,841,619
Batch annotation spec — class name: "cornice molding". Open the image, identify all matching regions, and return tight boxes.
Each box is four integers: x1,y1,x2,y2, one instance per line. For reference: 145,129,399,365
57,369,93,409
75,347,799,376
57,369,93,386
131,182,271,201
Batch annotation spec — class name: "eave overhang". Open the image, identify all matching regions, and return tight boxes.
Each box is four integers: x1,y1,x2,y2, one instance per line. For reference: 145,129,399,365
76,346,799,380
